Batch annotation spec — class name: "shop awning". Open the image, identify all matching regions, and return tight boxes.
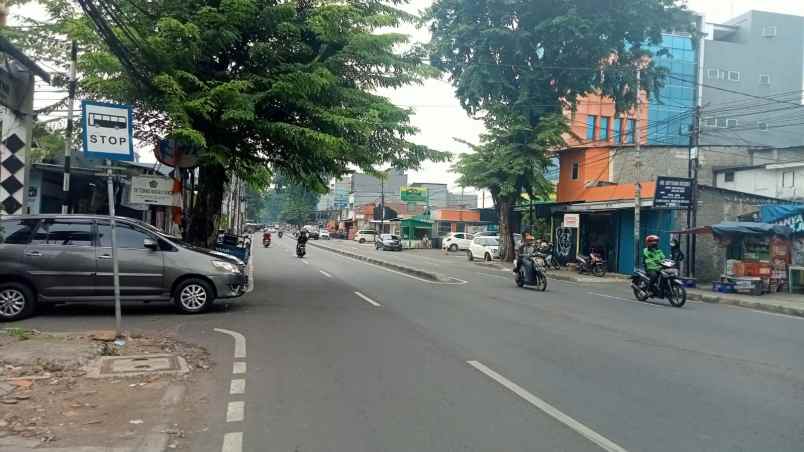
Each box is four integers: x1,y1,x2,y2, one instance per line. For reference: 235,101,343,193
673,222,793,239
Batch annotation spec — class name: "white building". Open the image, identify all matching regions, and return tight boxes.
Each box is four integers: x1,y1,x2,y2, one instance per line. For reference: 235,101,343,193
714,161,804,201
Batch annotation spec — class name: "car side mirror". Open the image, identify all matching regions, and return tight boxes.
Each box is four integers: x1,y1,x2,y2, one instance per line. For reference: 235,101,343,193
144,238,158,250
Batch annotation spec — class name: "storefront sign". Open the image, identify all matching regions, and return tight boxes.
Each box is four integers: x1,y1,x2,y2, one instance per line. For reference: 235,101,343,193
654,176,693,209
563,213,580,228
129,176,176,206
401,186,428,202
775,213,804,233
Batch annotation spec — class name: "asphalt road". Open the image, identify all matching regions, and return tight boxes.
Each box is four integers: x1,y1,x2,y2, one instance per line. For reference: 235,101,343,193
13,237,804,451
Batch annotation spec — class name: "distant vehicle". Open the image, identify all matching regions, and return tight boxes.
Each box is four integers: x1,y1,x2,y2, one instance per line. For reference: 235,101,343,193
473,231,521,249
442,232,474,252
467,236,500,262
354,230,377,244
0,214,247,321
375,234,402,251
319,230,331,240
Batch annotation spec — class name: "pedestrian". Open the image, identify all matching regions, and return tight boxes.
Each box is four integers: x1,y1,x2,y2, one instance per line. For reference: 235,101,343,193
670,237,685,270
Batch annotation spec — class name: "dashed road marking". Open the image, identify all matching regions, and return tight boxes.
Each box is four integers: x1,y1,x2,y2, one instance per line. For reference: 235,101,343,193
588,292,662,309
230,379,245,395
301,260,309,265
222,432,243,452
214,328,247,359
233,362,246,374
319,270,333,278
467,360,629,452
226,401,245,423
355,291,382,307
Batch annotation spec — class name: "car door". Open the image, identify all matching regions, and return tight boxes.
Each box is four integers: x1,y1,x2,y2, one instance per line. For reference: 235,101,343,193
95,220,165,298
25,218,97,299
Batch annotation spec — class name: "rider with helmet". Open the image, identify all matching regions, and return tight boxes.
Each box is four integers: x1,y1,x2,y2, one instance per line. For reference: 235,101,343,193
643,235,665,293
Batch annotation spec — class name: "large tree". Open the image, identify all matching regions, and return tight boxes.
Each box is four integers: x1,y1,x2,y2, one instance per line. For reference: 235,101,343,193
425,0,694,260
7,0,446,245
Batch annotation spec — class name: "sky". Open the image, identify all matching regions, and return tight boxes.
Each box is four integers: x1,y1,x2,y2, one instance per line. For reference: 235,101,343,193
11,0,804,205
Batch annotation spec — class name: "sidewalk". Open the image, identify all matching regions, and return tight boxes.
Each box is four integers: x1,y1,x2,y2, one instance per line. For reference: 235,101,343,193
688,289,804,317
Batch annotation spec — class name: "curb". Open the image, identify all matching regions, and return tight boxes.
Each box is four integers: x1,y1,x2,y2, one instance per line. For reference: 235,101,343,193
688,291,804,318
471,261,627,284
308,242,447,282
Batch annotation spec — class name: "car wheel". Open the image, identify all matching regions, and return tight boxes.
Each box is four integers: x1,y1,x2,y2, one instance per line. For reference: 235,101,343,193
467,251,474,261
0,282,36,322
359,238,365,244
449,244,458,252
175,279,214,314
485,253,492,262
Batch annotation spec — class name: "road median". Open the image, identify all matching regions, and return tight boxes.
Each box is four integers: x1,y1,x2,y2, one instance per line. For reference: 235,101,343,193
308,242,449,282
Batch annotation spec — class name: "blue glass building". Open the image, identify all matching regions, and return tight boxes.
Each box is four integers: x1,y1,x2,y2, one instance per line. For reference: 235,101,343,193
646,33,698,146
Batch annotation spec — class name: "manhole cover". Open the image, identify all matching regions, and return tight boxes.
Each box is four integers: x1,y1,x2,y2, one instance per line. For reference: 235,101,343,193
86,354,189,378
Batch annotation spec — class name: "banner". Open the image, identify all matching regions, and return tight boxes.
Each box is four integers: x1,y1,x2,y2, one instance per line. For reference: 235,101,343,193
401,186,428,202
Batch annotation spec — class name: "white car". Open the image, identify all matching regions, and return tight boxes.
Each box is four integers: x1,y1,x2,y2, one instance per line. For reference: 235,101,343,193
354,229,377,244
319,230,331,240
467,236,500,262
442,232,474,252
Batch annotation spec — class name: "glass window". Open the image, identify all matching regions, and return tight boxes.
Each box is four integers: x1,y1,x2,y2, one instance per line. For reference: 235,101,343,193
724,172,735,182
759,74,771,85
0,219,39,245
783,171,795,188
571,161,580,180
727,119,738,129
32,220,93,246
586,115,597,140
728,71,740,82
716,118,728,128
706,69,718,80
626,119,635,144
98,222,152,249
599,117,609,140
613,119,622,143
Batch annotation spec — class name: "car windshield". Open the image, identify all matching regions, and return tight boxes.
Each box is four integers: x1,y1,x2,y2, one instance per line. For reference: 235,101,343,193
381,234,399,240
476,238,498,246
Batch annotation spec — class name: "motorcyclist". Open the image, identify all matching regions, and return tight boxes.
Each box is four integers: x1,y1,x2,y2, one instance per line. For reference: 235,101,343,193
262,229,272,245
278,230,283,239
643,235,665,293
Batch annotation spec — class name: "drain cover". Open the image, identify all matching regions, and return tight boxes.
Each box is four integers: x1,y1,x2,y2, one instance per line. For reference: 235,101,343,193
86,354,189,378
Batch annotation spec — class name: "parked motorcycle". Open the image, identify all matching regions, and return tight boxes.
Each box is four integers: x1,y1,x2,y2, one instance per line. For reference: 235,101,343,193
296,242,307,258
513,251,547,291
631,259,687,307
535,242,561,270
575,252,607,277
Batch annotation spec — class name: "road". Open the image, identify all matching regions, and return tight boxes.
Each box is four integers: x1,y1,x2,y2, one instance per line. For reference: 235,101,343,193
14,237,804,452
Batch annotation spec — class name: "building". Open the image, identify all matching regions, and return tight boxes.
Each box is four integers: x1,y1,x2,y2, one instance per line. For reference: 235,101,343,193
700,11,804,147
411,182,448,208
714,160,804,202
448,192,478,209
316,176,351,212
350,171,407,207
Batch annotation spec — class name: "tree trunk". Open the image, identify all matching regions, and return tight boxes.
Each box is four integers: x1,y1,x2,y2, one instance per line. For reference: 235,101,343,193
188,163,227,248
495,195,515,262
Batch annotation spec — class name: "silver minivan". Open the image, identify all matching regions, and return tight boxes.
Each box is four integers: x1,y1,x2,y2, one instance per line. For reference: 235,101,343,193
0,215,248,321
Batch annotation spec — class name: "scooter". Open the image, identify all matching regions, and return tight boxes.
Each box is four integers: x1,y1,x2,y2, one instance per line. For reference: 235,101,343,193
631,259,687,307
575,251,606,277
262,233,271,247
513,251,547,291
296,242,307,258
535,242,561,270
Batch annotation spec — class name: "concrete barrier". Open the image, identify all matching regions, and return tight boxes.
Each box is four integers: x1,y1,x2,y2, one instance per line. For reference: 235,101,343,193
308,242,448,282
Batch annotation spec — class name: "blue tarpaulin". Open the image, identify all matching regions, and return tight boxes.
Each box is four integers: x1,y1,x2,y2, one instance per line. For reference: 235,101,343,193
710,222,793,240
760,204,804,223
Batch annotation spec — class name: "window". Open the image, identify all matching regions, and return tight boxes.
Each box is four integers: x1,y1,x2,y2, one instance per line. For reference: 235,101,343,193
704,117,717,128
724,172,735,182
759,74,771,85
32,220,93,246
626,119,636,144
706,68,718,80
586,115,597,140
717,70,727,80
783,171,795,188
716,118,728,128
727,119,739,128
0,219,39,245
762,26,777,37
98,222,152,249
599,117,609,140
571,161,580,180
758,121,769,132
438,222,451,236
728,71,741,82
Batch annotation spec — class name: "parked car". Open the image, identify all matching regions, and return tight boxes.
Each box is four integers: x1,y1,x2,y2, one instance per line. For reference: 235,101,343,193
442,232,474,252
0,215,248,322
467,236,500,262
375,234,402,251
319,230,331,240
354,230,377,244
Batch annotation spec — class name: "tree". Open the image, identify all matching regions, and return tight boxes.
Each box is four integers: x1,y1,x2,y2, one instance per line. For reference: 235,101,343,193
454,112,566,261
7,0,447,245
426,0,694,260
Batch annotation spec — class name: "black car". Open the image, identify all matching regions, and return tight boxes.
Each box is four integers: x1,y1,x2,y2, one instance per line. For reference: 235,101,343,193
375,234,403,251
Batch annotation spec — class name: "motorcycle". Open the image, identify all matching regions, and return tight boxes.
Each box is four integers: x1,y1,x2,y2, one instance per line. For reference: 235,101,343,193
262,233,271,248
513,251,547,291
535,242,561,270
278,231,283,239
296,242,307,258
631,259,687,307
575,252,607,277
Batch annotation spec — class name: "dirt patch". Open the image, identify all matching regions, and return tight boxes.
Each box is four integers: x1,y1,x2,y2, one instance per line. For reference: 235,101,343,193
0,329,212,450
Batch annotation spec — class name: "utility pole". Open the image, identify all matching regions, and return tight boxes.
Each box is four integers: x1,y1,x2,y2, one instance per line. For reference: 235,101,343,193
62,41,77,214
380,176,385,235
633,68,642,270
689,105,701,279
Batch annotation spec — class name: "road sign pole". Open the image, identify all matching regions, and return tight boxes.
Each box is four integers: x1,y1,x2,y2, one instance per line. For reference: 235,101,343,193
106,160,122,337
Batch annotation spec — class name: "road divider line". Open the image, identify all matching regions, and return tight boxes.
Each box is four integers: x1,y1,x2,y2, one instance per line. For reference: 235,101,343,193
355,291,382,307
467,360,629,452
226,401,245,423
588,292,662,309
301,260,309,265
233,362,246,374
222,432,243,452
319,270,333,278
230,379,245,395
214,328,247,359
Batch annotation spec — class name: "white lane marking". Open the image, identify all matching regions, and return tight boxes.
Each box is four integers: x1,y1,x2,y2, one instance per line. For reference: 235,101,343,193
222,432,243,452
230,379,246,395
226,401,245,423
355,291,382,307
467,361,629,452
588,292,662,309
233,362,246,374
214,328,247,359
318,248,467,285
319,270,333,278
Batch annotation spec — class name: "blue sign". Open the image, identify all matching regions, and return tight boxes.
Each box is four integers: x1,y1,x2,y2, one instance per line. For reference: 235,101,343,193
82,100,134,161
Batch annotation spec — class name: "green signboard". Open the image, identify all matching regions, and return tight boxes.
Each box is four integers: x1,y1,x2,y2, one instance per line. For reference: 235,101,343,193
401,186,428,202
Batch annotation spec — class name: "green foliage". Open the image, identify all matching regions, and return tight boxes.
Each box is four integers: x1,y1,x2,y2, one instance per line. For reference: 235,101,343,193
30,121,67,163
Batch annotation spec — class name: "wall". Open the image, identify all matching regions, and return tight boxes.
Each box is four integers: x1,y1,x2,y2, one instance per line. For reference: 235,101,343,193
351,171,407,207
701,11,804,148
432,209,480,222
715,165,804,201
556,147,611,202
565,94,648,148
412,183,448,208
646,33,698,146
447,192,478,208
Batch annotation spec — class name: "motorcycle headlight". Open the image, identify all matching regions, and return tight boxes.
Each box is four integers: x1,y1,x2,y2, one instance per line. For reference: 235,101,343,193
212,260,240,273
